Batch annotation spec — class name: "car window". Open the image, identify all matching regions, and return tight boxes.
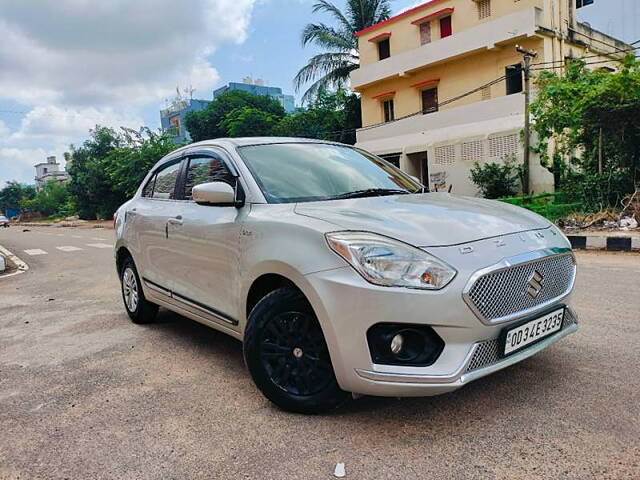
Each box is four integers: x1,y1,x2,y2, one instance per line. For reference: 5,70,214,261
237,143,421,203
151,162,181,200
184,156,234,200
142,175,156,197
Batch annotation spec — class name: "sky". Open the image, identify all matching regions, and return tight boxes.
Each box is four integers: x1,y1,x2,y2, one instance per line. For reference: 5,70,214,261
0,0,637,187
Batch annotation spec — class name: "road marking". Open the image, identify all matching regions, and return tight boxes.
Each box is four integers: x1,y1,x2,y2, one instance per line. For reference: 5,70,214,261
56,233,64,236
56,246,82,252
24,249,47,256
86,243,112,249
91,237,106,241
72,235,82,238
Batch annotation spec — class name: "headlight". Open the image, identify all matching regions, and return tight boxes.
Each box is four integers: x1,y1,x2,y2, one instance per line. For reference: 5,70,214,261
325,231,457,290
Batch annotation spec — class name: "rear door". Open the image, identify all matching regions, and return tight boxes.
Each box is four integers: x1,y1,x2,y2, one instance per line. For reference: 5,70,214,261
132,157,185,294
167,151,244,327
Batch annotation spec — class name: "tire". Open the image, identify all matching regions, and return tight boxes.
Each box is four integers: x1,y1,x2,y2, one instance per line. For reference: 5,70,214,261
243,287,349,414
120,256,158,324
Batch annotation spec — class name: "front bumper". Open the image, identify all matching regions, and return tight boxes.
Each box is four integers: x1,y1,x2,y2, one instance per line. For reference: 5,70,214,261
354,308,578,396
303,229,578,397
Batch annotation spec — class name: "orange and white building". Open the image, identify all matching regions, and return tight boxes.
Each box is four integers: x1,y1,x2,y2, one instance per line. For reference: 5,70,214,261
351,0,631,195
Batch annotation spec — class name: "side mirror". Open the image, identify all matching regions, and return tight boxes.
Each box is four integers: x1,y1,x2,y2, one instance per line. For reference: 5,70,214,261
192,181,236,206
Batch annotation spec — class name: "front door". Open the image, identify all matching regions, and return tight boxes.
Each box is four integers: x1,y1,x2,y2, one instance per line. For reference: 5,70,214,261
168,153,243,327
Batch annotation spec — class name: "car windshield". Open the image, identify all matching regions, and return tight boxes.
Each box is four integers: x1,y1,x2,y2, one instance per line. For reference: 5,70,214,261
237,143,422,203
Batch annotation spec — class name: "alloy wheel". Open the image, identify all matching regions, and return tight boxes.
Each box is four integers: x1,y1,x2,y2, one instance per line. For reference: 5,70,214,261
122,267,139,312
259,311,334,396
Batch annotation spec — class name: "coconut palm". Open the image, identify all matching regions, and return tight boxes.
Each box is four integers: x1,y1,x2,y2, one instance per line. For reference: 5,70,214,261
294,0,393,103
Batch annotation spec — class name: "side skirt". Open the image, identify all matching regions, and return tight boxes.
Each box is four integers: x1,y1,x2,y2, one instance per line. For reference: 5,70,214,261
142,277,240,331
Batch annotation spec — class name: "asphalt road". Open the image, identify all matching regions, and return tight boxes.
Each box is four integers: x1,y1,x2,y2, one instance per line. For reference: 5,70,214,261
1,226,639,479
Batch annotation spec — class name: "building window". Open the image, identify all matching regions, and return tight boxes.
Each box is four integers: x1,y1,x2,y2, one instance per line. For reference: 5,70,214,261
489,133,520,158
439,16,452,38
382,99,395,122
477,0,491,19
43,167,48,174
419,22,431,45
421,88,438,114
576,0,594,8
434,145,456,165
505,63,523,95
377,38,390,60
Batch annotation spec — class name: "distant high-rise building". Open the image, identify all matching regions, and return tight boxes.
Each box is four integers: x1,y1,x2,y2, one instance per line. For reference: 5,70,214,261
160,98,211,144
213,80,296,113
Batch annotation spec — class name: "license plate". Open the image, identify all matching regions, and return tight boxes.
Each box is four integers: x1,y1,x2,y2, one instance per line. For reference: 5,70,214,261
503,308,565,356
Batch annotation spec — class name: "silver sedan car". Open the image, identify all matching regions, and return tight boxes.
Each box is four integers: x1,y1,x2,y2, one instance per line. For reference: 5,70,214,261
114,138,578,413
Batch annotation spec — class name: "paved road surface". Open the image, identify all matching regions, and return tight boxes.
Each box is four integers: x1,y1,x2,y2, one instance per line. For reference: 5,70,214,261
1,226,639,479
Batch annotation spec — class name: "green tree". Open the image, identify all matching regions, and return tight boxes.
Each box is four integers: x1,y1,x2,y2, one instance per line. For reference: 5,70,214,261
185,90,286,142
0,181,36,214
104,127,177,199
274,88,361,144
531,56,640,210
22,181,72,217
67,126,122,219
294,0,392,102
67,126,176,219
219,107,280,137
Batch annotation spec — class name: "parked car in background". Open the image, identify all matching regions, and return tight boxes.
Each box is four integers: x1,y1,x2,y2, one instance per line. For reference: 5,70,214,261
0,216,10,228
114,138,579,413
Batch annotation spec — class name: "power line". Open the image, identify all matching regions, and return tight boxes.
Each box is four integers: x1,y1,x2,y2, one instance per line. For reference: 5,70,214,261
531,40,640,67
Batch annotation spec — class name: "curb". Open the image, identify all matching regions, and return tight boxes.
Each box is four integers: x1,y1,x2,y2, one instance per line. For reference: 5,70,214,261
567,234,640,252
0,244,29,278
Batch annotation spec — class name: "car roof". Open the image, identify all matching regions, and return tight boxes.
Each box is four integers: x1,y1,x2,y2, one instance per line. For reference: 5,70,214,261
171,137,346,155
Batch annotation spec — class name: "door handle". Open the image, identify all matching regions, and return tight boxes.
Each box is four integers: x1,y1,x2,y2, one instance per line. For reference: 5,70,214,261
165,215,183,239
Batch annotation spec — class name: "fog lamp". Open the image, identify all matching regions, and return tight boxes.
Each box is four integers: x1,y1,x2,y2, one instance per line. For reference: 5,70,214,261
390,334,404,355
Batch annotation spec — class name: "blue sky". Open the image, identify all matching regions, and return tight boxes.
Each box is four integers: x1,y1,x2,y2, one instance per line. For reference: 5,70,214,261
0,0,637,186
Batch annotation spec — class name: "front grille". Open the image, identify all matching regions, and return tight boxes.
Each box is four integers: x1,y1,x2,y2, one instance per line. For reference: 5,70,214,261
465,253,576,323
464,308,578,373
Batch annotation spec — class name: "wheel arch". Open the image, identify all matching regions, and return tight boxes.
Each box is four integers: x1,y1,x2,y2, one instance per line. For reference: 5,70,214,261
115,246,133,275
241,261,347,387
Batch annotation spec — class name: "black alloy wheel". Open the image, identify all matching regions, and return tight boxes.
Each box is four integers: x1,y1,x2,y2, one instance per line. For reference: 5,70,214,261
244,287,348,414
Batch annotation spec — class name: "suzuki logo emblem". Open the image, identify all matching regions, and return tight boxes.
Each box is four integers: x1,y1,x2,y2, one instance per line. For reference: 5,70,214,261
526,271,544,299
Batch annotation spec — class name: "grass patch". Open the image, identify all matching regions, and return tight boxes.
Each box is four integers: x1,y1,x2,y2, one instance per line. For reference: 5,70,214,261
499,193,583,222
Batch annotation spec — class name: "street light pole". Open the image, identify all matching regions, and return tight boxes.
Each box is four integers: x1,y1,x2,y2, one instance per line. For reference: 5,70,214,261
516,45,537,195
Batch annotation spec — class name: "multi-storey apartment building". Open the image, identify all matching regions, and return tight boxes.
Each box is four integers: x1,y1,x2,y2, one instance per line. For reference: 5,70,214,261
351,0,631,195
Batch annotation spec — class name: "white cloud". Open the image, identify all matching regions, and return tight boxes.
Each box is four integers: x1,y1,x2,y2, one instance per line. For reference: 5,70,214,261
5,106,143,147
0,0,258,187
0,0,257,107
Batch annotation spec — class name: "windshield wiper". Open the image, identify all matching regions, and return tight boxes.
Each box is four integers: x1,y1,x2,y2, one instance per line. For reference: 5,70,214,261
329,188,411,200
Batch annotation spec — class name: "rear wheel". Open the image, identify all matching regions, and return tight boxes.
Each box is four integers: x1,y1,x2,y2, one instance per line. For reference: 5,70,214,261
120,257,158,324
244,287,348,414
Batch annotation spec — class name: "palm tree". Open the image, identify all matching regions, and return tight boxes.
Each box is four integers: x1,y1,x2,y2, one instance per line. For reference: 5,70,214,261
294,0,393,103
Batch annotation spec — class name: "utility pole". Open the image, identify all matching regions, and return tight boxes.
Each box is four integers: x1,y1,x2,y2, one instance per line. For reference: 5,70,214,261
516,45,537,195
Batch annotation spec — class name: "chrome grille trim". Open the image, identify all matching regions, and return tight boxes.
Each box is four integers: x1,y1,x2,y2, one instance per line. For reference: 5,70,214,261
464,307,578,373
463,248,576,325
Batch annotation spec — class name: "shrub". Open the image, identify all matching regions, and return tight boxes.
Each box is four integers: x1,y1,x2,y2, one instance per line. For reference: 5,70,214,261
470,157,522,199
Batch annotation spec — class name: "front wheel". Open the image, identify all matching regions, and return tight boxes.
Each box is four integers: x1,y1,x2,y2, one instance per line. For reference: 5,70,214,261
243,287,348,414
120,257,158,324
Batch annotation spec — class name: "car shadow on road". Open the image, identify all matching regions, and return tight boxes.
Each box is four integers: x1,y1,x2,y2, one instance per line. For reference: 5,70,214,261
145,307,245,368
140,307,575,421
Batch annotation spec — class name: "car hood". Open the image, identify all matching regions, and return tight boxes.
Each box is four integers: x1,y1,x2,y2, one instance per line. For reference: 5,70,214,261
294,192,551,247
